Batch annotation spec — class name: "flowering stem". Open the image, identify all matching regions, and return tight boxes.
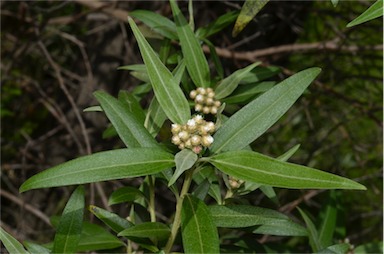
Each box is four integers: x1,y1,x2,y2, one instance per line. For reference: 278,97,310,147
164,168,194,253
148,175,156,222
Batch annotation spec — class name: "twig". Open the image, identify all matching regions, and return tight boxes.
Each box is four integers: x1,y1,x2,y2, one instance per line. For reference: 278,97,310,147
1,189,51,226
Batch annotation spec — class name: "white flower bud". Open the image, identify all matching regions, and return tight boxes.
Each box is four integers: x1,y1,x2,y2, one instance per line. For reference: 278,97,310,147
195,94,205,103
193,114,204,124
197,87,206,95
210,107,218,114
202,106,210,114
189,90,197,99
190,135,201,146
206,122,215,133
172,135,181,145
185,139,192,148
207,91,215,98
178,143,185,149
214,100,221,107
178,131,189,141
171,124,181,134
187,119,196,128
205,97,214,105
206,88,214,94
195,104,203,112
201,135,214,147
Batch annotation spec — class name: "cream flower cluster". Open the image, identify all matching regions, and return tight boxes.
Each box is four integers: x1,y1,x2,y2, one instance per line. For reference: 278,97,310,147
189,87,221,114
171,115,215,154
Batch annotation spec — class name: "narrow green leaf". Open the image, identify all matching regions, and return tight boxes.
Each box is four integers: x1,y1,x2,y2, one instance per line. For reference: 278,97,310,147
170,0,211,88
232,0,269,37
209,205,290,228
23,241,50,254
203,39,224,79
94,91,158,148
331,0,339,7
239,66,280,84
193,166,222,204
144,97,167,137
192,178,211,200
108,186,145,205
251,221,307,236
196,11,239,39
118,91,146,124
222,81,275,104
130,10,177,39
210,67,321,153
298,208,321,252
215,62,261,99
77,221,125,251
168,149,198,186
83,105,102,112
208,150,366,190
347,0,383,27
318,191,338,248
318,243,350,254
277,144,301,161
181,194,220,253
53,186,85,254
89,205,133,234
117,64,146,72
128,17,191,124
118,222,170,241
0,227,29,254
20,148,175,192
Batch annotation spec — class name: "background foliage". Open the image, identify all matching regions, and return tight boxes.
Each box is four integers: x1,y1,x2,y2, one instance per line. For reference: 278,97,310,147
1,0,382,252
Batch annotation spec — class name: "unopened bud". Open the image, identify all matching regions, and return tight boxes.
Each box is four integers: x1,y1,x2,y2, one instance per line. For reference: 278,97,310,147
190,135,201,146
201,135,214,146
178,131,189,141
172,135,181,145
189,90,197,99
192,146,203,154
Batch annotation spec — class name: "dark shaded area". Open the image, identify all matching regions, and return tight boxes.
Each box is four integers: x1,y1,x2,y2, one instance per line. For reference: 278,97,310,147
1,1,382,252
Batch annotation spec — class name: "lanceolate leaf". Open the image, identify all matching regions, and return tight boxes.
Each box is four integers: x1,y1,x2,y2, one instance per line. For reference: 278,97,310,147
181,194,220,253
118,222,171,241
170,0,211,88
53,186,85,254
209,205,294,228
23,241,50,254
128,17,190,124
144,97,167,137
251,221,307,236
0,227,29,254
298,208,321,252
347,0,383,27
210,67,321,153
215,62,261,99
232,0,269,37
130,10,177,39
108,186,145,205
118,91,146,124
20,148,175,192
89,205,133,234
94,91,157,148
168,149,198,186
208,150,366,190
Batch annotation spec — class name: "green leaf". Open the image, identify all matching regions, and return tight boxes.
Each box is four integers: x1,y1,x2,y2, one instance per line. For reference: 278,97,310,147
354,241,383,254
203,39,224,79
298,208,321,252
232,0,269,37
144,97,167,137
168,149,198,186
193,166,222,204
196,11,239,39
210,67,321,153
347,0,383,27
108,186,145,205
331,0,339,7
239,66,280,84
94,91,158,148
318,191,338,248
222,81,275,104
53,186,85,254
208,150,366,190
130,10,177,40
318,243,350,254
128,17,191,124
181,194,220,253
251,221,307,236
170,0,211,88
83,105,102,112
0,227,29,254
209,205,293,228
20,148,175,192
118,91,146,125
215,62,261,99
77,221,125,251
23,241,50,254
118,222,170,241
89,205,133,233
